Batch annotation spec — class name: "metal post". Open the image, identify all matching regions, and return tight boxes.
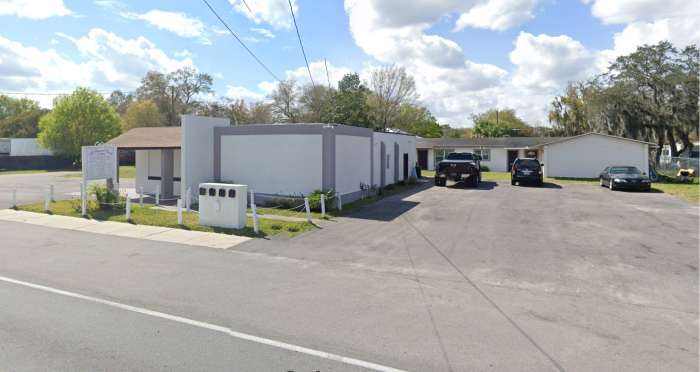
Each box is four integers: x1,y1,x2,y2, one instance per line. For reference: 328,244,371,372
12,187,16,208
250,189,255,207
177,199,182,225
45,190,50,212
155,185,160,206
186,187,191,211
252,203,259,234
139,187,144,207
49,184,54,202
337,191,342,211
304,197,312,223
321,194,326,218
126,196,131,221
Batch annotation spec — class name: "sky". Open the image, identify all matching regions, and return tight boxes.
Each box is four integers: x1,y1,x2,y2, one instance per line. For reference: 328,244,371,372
0,0,698,128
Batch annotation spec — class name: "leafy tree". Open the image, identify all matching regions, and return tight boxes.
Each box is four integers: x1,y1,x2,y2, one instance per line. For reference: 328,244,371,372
470,108,533,136
334,73,372,128
122,99,167,130
107,90,134,116
472,120,510,138
299,84,334,123
0,94,40,121
270,77,301,123
368,64,419,132
441,125,472,138
0,94,47,138
249,101,276,124
395,103,442,137
38,87,122,161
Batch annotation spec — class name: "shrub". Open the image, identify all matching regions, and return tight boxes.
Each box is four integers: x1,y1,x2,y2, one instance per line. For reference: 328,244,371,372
68,197,99,213
397,179,407,186
87,183,126,210
481,165,490,172
307,189,337,212
407,176,417,185
384,183,396,190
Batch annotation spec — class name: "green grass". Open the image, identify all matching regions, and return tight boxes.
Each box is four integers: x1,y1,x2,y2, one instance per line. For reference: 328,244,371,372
0,168,79,176
15,201,315,238
63,166,135,179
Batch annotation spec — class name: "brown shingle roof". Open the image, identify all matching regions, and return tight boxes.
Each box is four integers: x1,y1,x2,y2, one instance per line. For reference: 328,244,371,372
107,127,181,149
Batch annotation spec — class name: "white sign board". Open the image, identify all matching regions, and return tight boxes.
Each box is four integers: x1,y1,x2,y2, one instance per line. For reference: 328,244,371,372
82,145,117,181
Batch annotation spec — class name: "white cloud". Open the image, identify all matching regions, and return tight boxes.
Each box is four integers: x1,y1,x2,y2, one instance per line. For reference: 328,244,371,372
49,39,58,45
213,72,224,79
0,29,191,106
455,0,542,32
0,0,71,19
225,85,266,102
94,0,126,10
242,37,264,43
121,10,211,44
584,0,698,25
228,0,296,30
250,28,275,38
175,49,196,58
211,26,230,35
283,60,352,88
257,81,277,95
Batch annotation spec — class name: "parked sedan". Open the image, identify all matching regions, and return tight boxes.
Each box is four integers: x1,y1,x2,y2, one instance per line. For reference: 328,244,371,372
600,166,651,191
511,158,543,187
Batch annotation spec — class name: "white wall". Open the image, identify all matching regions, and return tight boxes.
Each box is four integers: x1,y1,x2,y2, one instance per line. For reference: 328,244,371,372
373,132,416,184
220,134,323,195
545,135,648,178
135,149,181,196
336,135,371,195
181,115,229,198
10,138,52,156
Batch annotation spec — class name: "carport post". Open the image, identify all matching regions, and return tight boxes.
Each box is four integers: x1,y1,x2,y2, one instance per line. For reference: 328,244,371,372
251,204,259,234
126,196,131,221
321,194,326,218
45,190,50,212
12,187,16,208
177,199,182,225
49,184,54,202
139,187,143,207
155,185,160,206
304,197,312,223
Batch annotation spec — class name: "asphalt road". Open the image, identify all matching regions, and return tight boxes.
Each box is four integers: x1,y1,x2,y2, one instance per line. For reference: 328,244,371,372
0,179,697,371
0,172,135,208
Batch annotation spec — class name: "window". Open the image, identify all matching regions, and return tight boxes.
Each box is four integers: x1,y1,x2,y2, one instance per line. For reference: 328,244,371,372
386,154,390,169
473,149,490,161
434,149,455,163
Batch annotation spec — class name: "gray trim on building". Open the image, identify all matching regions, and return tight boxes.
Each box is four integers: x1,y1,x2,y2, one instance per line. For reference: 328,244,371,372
394,142,399,183
380,142,386,187
160,149,174,199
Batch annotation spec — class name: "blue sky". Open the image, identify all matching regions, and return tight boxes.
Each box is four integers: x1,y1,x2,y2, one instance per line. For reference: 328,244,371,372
0,0,697,127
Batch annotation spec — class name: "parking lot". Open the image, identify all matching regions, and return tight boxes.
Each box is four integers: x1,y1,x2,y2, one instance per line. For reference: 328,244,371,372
0,176,697,371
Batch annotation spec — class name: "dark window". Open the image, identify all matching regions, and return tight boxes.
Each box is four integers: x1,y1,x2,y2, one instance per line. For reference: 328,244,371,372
208,188,215,196
199,187,206,196
611,167,641,174
228,189,236,198
219,189,226,197
445,153,474,161
515,159,540,168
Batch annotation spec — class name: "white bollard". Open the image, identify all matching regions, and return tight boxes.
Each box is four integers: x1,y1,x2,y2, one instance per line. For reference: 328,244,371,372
49,184,54,202
12,187,16,208
186,187,191,211
250,189,255,207
337,190,342,211
126,196,131,221
45,190,50,212
82,192,86,216
155,185,160,206
252,204,259,234
114,182,119,193
80,182,83,197
139,187,144,207
177,199,182,225
321,194,326,218
304,197,312,223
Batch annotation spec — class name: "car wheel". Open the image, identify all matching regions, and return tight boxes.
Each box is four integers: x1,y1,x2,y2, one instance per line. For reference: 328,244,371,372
511,178,515,186
600,178,604,187
609,180,614,191
434,177,440,186
539,180,544,187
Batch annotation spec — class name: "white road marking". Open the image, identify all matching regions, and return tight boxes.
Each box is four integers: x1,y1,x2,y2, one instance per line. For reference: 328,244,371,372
0,275,410,372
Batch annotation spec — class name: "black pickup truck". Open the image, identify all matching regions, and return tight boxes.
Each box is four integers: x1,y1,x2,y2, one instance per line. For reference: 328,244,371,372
434,152,481,187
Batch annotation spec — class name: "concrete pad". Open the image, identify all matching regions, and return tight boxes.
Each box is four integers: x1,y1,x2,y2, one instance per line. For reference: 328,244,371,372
142,229,209,244
106,225,172,238
0,209,21,217
23,215,77,226
180,233,250,249
44,217,101,230
75,221,134,234
0,210,52,222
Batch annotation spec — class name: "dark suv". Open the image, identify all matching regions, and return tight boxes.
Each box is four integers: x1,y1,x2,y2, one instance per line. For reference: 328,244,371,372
511,158,544,187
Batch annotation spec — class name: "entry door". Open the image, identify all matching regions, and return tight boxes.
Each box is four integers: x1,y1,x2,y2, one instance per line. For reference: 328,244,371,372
508,150,519,170
418,150,428,169
403,153,409,179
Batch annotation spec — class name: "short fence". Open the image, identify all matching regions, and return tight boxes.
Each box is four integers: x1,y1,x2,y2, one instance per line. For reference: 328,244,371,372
652,157,699,178
0,155,74,172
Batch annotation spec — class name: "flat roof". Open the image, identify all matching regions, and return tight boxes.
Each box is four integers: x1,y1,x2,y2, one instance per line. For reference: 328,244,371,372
107,127,181,150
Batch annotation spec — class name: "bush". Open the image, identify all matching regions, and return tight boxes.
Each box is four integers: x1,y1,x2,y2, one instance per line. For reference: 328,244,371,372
384,183,396,190
68,197,99,213
407,176,417,185
481,165,490,172
397,179,407,186
87,183,126,210
307,189,337,212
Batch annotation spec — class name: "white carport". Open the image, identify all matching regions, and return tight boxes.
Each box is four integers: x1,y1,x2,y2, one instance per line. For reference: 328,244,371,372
538,133,656,178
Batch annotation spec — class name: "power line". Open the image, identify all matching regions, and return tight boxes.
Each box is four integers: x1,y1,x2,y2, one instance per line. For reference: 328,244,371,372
287,0,316,94
202,0,282,83
240,0,252,13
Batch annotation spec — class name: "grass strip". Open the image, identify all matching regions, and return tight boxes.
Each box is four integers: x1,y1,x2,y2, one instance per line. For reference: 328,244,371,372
0,168,79,176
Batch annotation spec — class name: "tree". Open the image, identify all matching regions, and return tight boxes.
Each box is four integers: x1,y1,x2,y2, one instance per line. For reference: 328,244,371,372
299,84,334,123
270,78,301,123
0,94,47,138
38,87,122,161
470,108,533,136
441,125,472,138
250,101,276,124
122,99,167,130
394,103,442,137
368,64,419,131
472,120,510,137
334,73,372,128
107,90,134,116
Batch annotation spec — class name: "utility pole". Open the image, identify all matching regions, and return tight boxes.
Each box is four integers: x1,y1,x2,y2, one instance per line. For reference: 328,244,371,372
170,86,175,126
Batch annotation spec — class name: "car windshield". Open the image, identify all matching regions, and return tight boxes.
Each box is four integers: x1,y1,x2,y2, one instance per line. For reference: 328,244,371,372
516,159,539,168
611,167,641,174
445,153,474,161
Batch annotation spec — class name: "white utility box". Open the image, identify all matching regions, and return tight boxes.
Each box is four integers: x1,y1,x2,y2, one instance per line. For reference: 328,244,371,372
198,183,247,230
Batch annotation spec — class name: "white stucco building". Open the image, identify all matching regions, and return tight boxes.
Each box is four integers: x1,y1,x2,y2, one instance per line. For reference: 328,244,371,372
107,116,416,204
416,133,656,178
